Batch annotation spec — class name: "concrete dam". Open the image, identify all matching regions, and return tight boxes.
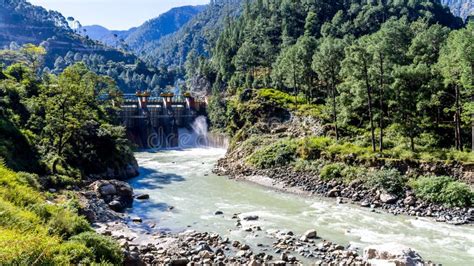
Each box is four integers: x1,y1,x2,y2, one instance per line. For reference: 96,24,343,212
119,92,207,148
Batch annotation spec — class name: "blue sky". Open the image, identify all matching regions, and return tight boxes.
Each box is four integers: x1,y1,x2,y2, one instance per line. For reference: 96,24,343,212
29,0,210,30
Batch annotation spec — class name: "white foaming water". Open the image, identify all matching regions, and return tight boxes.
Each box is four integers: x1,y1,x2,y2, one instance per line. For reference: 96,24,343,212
128,148,474,265
177,116,209,148
191,116,208,137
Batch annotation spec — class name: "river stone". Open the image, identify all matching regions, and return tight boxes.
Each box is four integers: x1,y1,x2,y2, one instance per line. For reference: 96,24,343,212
403,196,417,206
364,243,424,266
194,244,213,254
327,188,340,197
236,250,246,257
380,192,398,204
214,210,224,215
132,217,142,223
199,250,213,259
303,229,318,239
240,244,250,250
243,215,259,221
100,184,117,196
108,200,123,212
135,194,150,200
248,260,259,266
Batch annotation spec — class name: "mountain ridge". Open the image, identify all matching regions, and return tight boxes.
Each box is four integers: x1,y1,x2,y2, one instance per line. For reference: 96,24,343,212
0,0,176,93
80,5,205,55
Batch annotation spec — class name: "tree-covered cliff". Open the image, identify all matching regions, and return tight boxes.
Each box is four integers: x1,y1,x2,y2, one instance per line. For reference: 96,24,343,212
197,0,472,157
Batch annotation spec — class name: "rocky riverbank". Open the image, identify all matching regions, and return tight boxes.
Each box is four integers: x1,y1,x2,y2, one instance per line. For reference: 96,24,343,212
78,178,434,265
214,159,474,226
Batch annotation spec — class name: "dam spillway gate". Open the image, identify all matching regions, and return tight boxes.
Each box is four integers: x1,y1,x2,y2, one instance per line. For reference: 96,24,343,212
119,92,207,148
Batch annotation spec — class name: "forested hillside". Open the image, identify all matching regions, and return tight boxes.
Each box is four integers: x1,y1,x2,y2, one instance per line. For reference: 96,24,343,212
140,0,242,67
197,0,472,158
0,0,132,66
442,0,474,19
80,5,204,56
0,0,175,93
136,0,472,69
125,5,205,54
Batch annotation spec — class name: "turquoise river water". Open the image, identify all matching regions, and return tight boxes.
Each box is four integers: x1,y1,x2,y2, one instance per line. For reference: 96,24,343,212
127,148,473,265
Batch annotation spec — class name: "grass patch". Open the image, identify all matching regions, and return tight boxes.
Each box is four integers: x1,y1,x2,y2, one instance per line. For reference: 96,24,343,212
257,89,323,118
0,163,122,264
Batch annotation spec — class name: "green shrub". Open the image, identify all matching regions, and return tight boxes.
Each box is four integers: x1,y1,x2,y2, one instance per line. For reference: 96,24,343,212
246,139,297,168
16,172,41,190
54,240,94,265
69,232,123,265
47,208,91,238
326,142,375,160
340,165,366,184
257,88,306,109
444,150,474,162
410,176,473,207
366,168,406,196
320,163,345,180
292,159,322,172
295,104,323,117
409,176,451,202
441,182,473,207
297,137,333,160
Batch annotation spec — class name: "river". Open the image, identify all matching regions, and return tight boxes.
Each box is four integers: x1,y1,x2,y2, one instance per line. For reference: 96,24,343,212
127,148,474,265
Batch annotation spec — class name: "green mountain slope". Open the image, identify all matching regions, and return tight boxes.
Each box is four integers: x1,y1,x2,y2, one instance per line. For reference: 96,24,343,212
140,0,242,67
0,0,134,66
80,5,204,54
125,5,205,54
202,0,472,156
0,0,175,93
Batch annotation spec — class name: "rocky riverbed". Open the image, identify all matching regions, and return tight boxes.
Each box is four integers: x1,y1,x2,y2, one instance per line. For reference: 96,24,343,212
214,160,474,226
78,178,434,265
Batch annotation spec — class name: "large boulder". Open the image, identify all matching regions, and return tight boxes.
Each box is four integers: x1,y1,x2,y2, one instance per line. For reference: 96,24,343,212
364,243,425,266
90,180,133,212
303,229,318,239
403,196,417,206
99,184,117,196
380,192,398,204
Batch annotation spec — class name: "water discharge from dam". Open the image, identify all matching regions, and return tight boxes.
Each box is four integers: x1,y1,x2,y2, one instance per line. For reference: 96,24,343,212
127,147,474,265
176,116,229,149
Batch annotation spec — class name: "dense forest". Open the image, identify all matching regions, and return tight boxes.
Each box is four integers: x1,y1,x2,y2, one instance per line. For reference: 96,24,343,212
141,0,242,68
203,0,473,213
179,0,474,156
